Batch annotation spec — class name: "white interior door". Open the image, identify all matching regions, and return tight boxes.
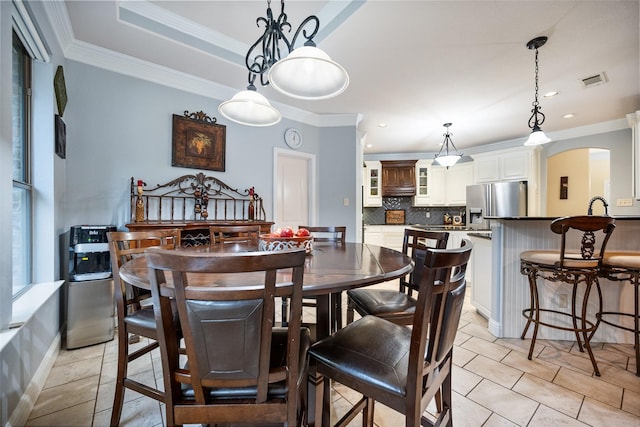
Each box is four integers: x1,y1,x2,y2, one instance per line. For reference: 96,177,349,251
274,149,315,230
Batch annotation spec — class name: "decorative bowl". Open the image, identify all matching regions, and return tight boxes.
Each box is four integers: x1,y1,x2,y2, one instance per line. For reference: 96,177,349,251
259,234,313,254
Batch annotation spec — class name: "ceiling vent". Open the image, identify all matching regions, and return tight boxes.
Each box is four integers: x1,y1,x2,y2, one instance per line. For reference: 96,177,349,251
580,72,607,88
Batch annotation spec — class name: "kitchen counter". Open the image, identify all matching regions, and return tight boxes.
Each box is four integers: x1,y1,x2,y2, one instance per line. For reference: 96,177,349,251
488,217,639,342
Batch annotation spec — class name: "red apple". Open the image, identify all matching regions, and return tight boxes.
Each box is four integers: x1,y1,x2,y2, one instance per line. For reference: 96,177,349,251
271,228,282,237
296,228,310,237
280,227,294,238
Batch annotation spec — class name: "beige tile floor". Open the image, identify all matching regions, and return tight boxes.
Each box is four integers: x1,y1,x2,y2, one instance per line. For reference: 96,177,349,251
26,281,640,427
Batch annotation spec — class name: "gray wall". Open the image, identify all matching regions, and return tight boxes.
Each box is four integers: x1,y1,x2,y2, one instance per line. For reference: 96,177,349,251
63,61,359,239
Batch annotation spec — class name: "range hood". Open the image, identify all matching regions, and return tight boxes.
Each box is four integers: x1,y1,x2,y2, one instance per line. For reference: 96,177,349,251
381,160,417,196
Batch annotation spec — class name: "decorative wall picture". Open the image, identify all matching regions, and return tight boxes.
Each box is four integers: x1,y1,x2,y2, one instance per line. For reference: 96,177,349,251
172,111,226,171
55,114,66,159
560,176,568,199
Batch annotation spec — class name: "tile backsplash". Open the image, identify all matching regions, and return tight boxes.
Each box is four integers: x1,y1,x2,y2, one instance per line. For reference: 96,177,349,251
364,197,466,226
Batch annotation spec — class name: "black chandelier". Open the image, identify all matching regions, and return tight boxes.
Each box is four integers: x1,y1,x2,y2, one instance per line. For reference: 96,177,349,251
218,0,349,127
524,36,551,146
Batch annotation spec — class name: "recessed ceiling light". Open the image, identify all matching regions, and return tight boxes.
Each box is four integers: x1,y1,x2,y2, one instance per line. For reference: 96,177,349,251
378,123,387,128
366,144,373,148
543,91,558,97
562,113,575,119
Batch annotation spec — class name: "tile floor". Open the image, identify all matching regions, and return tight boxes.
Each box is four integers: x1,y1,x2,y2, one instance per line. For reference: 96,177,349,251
26,281,640,427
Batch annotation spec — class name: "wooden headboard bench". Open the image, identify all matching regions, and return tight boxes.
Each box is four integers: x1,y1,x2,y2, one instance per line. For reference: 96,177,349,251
125,173,273,246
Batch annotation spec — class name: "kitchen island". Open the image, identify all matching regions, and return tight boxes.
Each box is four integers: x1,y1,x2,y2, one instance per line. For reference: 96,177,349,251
488,216,640,343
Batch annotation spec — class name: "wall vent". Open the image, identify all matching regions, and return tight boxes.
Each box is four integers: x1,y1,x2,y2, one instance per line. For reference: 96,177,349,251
580,72,607,88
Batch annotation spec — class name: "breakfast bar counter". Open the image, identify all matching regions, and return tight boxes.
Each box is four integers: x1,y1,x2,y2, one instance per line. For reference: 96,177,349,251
488,217,640,343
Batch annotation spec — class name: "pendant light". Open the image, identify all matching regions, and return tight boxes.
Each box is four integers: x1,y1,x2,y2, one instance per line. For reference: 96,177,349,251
218,82,281,127
524,36,551,146
218,0,349,126
434,123,462,168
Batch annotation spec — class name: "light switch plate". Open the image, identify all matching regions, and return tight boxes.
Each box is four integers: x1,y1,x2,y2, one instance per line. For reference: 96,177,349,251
616,198,633,207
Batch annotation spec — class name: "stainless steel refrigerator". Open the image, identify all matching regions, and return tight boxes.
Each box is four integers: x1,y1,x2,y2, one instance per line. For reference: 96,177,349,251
466,181,527,229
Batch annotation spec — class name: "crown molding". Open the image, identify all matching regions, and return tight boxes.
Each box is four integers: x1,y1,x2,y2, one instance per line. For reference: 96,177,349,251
41,1,358,129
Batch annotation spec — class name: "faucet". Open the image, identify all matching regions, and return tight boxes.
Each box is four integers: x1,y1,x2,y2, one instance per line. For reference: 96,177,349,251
587,196,609,215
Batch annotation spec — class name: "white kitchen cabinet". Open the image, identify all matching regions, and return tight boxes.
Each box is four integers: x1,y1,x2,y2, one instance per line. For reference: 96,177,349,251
364,225,406,251
474,149,531,183
445,162,474,205
363,225,384,246
413,160,433,206
363,161,382,207
446,230,473,283
413,160,473,206
468,234,492,319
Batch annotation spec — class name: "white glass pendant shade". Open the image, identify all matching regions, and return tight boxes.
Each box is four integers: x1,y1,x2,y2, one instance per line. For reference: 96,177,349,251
524,127,551,146
218,89,281,127
434,154,461,168
268,46,349,100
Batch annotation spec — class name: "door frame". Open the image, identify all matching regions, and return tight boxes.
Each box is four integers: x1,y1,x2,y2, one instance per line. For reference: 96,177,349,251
273,147,317,228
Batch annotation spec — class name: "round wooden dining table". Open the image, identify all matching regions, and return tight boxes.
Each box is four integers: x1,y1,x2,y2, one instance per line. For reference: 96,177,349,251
118,241,413,426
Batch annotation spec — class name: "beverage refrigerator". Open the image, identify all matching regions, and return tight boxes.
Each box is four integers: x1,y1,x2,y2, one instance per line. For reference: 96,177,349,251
61,225,116,349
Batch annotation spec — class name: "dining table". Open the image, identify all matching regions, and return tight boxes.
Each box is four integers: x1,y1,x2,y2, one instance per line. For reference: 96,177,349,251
118,240,413,426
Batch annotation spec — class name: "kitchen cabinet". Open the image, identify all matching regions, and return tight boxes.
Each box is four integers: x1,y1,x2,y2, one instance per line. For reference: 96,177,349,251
474,149,532,183
363,161,382,207
413,160,432,205
468,234,492,319
381,160,417,196
414,162,473,206
364,225,405,251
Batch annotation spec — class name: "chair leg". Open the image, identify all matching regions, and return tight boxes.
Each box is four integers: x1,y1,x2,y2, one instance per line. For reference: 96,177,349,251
522,271,540,360
331,292,343,332
580,277,601,376
363,398,374,427
110,329,129,427
346,299,355,325
282,296,289,327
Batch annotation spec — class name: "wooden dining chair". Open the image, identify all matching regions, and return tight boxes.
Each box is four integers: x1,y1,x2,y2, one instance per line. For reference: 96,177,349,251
208,224,262,245
298,226,346,243
146,247,310,427
279,226,347,333
346,228,449,325
107,229,181,427
309,239,472,427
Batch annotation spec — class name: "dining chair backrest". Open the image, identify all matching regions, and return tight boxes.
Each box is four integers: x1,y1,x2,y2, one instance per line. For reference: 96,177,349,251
550,215,616,269
208,224,261,245
401,228,449,295
106,229,181,426
108,229,181,312
298,226,346,243
145,247,308,427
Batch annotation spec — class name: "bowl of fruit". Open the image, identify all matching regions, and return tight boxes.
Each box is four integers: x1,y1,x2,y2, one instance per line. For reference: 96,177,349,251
259,227,313,254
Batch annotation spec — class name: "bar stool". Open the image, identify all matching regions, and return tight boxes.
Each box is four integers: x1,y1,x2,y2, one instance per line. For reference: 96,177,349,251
519,216,616,376
599,251,640,376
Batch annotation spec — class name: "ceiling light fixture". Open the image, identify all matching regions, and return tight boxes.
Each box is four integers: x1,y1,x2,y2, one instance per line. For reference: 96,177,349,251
218,0,349,126
434,123,462,168
524,36,551,146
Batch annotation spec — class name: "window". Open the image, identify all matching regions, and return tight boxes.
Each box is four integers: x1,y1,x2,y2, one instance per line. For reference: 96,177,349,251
12,31,33,297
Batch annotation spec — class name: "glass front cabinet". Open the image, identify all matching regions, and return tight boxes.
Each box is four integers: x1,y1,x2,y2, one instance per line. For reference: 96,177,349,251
364,161,382,207
413,159,432,206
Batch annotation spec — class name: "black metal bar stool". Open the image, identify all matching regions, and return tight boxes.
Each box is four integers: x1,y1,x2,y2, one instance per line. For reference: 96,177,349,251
599,251,640,376
519,216,616,376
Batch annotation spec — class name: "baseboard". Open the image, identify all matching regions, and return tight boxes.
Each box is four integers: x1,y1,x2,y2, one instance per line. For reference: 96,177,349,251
488,318,502,338
6,333,61,427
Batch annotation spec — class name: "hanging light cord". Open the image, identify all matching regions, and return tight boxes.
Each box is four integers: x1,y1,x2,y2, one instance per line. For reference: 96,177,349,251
528,47,546,129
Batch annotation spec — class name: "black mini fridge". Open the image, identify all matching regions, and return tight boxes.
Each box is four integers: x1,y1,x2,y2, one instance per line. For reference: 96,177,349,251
63,225,116,349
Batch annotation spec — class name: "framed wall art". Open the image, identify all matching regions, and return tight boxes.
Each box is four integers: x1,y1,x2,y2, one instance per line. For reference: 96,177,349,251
55,114,66,159
172,110,226,171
